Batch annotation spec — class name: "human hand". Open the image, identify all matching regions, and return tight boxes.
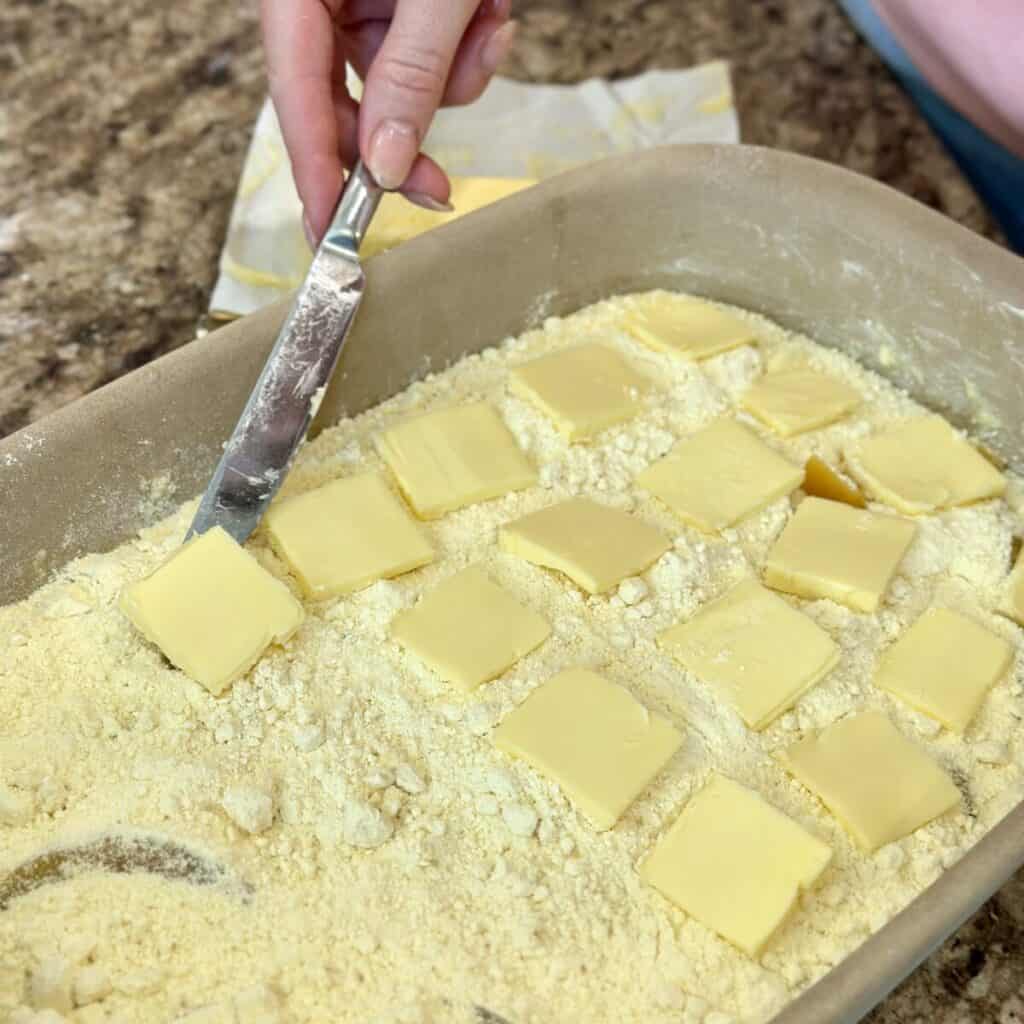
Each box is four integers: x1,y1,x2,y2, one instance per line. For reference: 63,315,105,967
261,0,516,248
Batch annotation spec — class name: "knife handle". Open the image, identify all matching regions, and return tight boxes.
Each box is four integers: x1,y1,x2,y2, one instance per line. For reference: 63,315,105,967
322,160,383,258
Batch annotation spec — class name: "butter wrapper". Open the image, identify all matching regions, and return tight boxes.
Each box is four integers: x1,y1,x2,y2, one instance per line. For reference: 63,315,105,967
210,61,738,317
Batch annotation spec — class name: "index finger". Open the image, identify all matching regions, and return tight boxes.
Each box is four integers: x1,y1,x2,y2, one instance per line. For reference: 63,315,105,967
358,0,480,189
261,0,353,237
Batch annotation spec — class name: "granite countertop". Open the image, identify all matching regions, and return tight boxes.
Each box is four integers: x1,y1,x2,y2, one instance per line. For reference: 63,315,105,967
1,0,1021,1019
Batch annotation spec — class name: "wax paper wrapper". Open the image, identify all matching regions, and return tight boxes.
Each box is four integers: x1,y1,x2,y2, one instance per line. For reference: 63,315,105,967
210,61,738,317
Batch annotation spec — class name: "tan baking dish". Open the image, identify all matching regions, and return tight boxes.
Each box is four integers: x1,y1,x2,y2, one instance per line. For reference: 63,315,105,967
2,145,1023,1022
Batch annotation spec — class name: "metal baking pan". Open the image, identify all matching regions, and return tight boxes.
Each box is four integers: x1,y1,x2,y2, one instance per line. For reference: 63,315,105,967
2,145,1023,1022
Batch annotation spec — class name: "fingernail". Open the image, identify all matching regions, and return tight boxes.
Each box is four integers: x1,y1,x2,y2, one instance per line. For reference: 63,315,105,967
367,118,419,191
481,20,517,75
302,211,317,250
403,191,455,213
486,0,512,21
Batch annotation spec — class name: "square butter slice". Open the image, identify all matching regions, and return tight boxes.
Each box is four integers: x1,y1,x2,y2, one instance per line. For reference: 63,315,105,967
802,455,866,508
1000,552,1024,627
623,293,757,360
875,607,1012,733
508,343,649,441
740,368,861,436
640,775,831,957
264,472,434,599
120,526,304,696
637,419,803,533
390,566,551,692
780,711,960,852
660,579,839,730
764,496,917,613
377,403,536,520
499,498,669,594
846,416,1005,514
493,668,682,830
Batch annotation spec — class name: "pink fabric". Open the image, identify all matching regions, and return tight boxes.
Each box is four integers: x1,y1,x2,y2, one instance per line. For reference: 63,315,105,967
874,0,1024,158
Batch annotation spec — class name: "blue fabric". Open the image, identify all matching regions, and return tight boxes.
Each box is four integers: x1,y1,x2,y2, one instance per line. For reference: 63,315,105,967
837,0,1024,252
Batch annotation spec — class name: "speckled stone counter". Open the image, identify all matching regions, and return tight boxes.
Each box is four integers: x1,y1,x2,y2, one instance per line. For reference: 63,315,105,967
2,0,1021,1019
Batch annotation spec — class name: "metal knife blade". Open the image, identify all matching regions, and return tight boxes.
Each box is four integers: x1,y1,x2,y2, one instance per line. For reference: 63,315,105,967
187,162,382,543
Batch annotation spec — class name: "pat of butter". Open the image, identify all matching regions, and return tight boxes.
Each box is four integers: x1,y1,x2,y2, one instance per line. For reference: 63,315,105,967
741,368,860,437
509,343,650,441
362,177,536,259
638,419,803,533
499,498,669,595
1000,550,1024,626
390,566,550,692
623,293,757,360
846,416,1005,514
493,668,682,830
875,607,1012,733
378,403,536,520
640,775,831,957
802,455,866,508
120,527,304,696
264,472,434,599
780,711,960,852
764,496,916,613
660,579,839,730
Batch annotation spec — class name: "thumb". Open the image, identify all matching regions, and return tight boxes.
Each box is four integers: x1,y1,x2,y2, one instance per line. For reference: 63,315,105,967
358,0,479,189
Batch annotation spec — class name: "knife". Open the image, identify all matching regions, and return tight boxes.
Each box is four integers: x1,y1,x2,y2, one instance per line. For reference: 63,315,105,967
186,161,382,543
